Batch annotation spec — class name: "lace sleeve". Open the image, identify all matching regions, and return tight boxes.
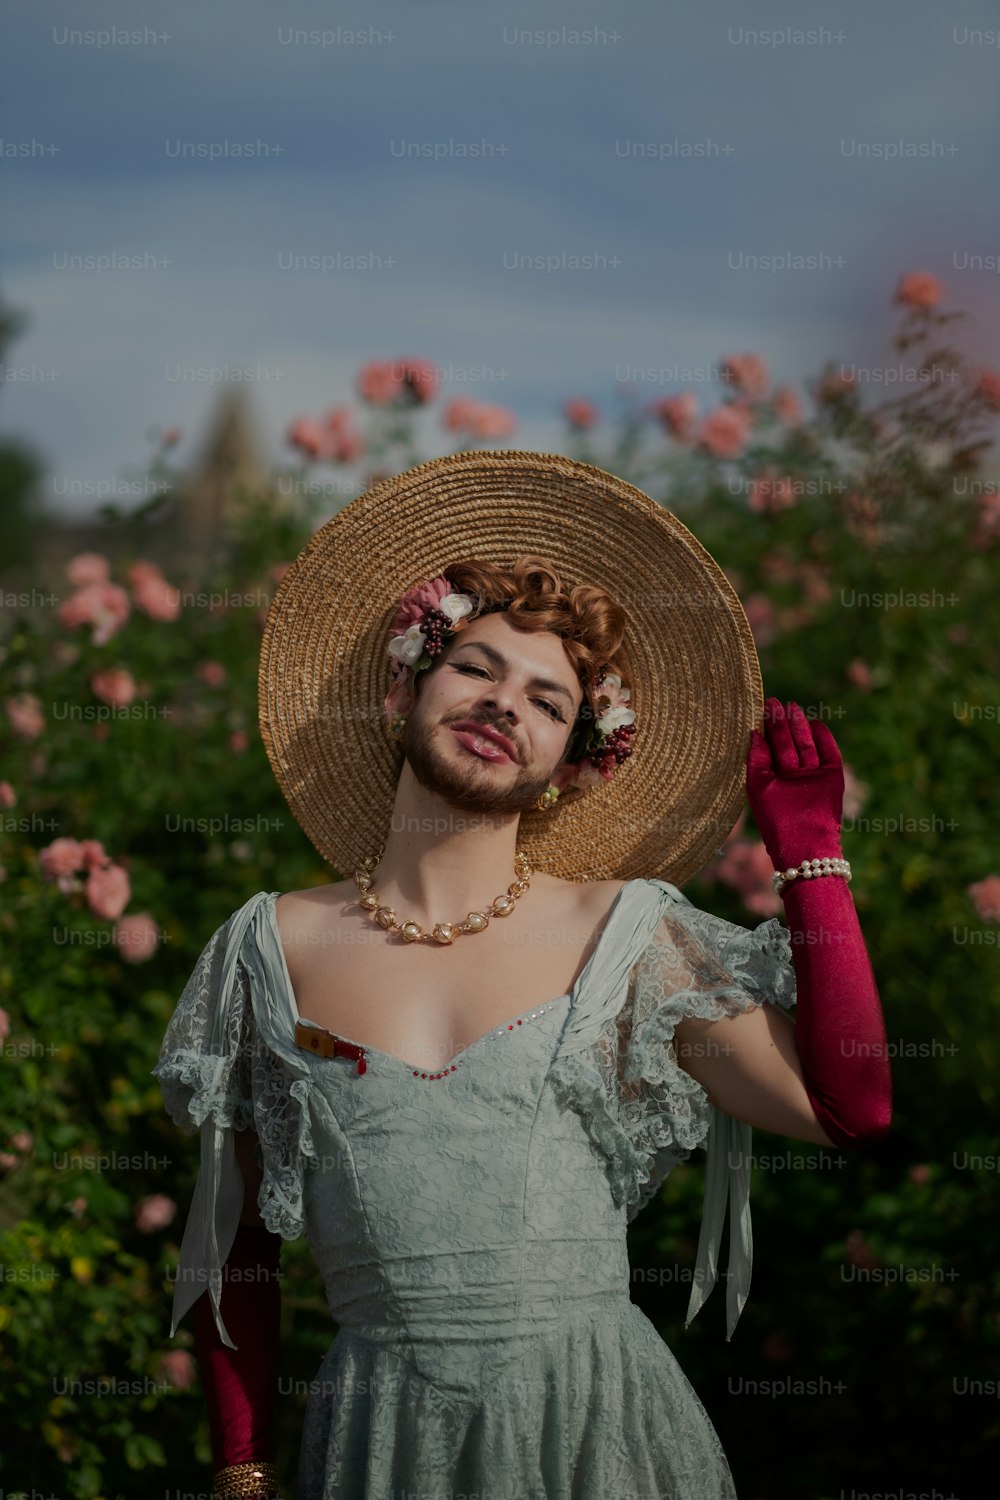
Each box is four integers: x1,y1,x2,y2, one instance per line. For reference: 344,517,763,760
551,886,797,1341
151,893,275,1349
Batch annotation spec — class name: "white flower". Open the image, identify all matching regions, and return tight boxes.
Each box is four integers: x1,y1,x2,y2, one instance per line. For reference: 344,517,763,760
438,592,475,624
596,704,636,736
387,624,426,668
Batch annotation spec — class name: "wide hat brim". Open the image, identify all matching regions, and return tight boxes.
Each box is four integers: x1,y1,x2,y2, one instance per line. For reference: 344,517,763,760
258,449,762,886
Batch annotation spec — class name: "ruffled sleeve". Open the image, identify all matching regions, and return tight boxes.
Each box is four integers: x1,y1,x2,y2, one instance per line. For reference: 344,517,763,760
151,890,309,1348
549,878,797,1341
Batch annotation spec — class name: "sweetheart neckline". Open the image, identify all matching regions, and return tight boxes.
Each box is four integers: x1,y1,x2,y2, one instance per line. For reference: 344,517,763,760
262,881,636,1076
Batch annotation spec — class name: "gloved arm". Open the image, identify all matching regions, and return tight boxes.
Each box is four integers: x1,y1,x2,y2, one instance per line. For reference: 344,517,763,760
747,697,892,1147
191,1125,283,1498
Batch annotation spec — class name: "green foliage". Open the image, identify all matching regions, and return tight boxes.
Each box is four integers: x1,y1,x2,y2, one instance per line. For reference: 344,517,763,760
1,292,998,1496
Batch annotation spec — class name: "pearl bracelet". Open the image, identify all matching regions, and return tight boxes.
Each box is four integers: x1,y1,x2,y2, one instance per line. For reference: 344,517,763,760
771,855,852,896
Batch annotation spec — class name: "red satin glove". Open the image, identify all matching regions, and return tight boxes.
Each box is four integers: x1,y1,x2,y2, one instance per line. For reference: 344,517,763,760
191,1221,283,1489
747,698,892,1146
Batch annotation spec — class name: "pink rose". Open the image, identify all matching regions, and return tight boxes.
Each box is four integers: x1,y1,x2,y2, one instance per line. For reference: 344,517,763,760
39,838,86,881
721,354,769,401
441,396,478,433
79,839,109,871
976,366,1000,412
0,782,16,809
5,693,45,741
114,913,160,962
133,571,181,622
563,398,599,430
57,581,131,646
229,729,248,753
9,1131,32,1153
747,472,796,514
697,404,752,460
841,763,868,820
135,1194,176,1233
91,668,137,707
715,838,783,917
268,562,290,583
908,1164,931,1187
156,1349,197,1390
86,862,131,921
469,404,516,440
759,551,796,585
894,272,943,310
649,393,698,442
356,360,403,405
197,660,227,688
743,593,777,648
847,659,873,693
65,552,110,587
0,1008,9,1043
773,387,803,426
968,876,1000,923
396,357,438,405
287,417,330,459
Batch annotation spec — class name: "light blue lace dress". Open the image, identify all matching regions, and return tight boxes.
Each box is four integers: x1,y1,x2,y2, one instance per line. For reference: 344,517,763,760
153,876,796,1499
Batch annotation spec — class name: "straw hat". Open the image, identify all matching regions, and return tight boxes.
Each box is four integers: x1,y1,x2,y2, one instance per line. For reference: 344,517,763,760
258,449,762,886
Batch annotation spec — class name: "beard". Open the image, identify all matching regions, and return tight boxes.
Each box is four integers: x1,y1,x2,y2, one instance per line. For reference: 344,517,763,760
402,705,561,816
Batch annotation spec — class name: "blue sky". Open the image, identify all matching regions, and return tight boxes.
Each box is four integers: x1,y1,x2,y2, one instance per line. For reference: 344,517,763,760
3,0,998,519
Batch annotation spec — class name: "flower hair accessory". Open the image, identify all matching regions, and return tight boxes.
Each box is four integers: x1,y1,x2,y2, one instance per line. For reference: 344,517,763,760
383,573,637,804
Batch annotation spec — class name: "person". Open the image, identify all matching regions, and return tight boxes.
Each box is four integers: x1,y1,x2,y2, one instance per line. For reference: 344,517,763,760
153,451,892,1500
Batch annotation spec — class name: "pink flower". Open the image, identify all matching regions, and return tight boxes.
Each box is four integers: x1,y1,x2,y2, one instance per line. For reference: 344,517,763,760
396,357,438,405
57,581,131,646
65,552,110,587
976,366,1000,412
157,1349,197,1391
747,472,797,514
0,782,16,809
79,839,109,871
391,575,453,633
563,398,599,430
697,404,752,460
847,659,873,693
197,660,227,688
0,1153,19,1171
895,272,943,310
86,862,131,921
649,393,698,442
841,763,868,820
287,416,331,460
268,562,290,583
773,387,803,426
113,912,160,960
135,1194,177,1233
908,1164,931,1187
441,397,478,432
160,425,182,448
229,729,248,754
721,354,769,401
0,1008,9,1043
132,570,181,622
91,668,137,707
843,493,883,548
715,838,783,917
357,360,403,405
798,563,832,606
743,592,778,648
5,693,45,741
39,838,86,881
968,876,1000,923
114,913,160,962
441,398,516,440
9,1130,32,1153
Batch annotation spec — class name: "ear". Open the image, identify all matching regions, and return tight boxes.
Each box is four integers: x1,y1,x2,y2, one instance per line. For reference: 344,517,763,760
383,670,416,723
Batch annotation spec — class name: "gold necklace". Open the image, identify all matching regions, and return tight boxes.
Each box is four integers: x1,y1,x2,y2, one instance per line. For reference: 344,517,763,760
353,843,533,945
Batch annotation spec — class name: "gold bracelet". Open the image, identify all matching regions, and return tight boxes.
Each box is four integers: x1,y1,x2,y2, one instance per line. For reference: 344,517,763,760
213,1460,281,1497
